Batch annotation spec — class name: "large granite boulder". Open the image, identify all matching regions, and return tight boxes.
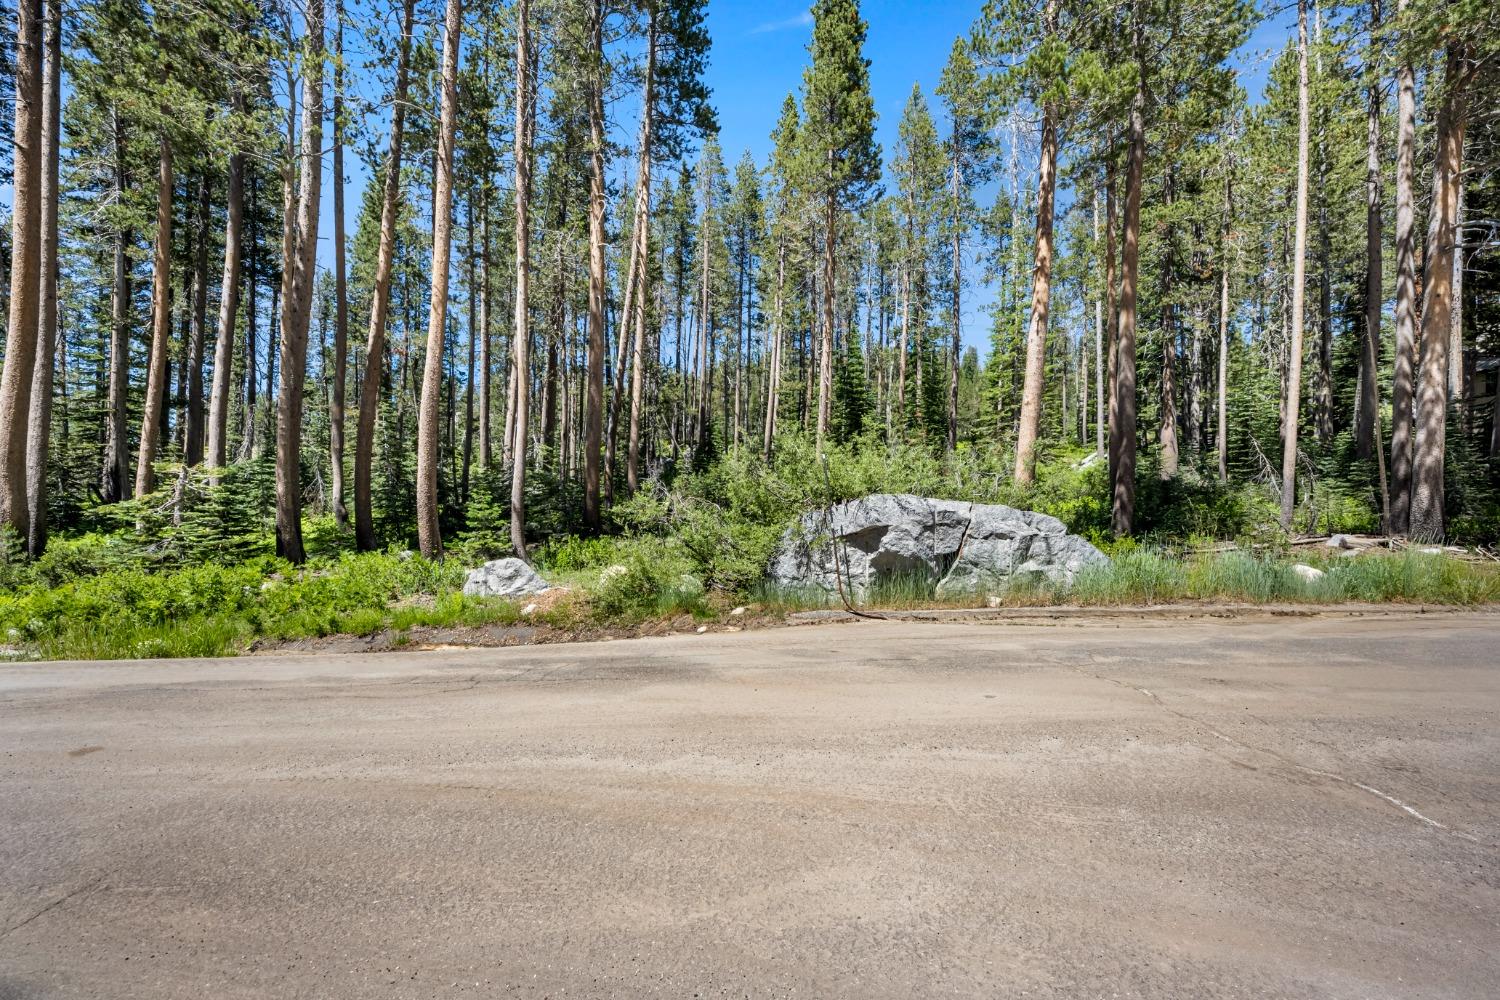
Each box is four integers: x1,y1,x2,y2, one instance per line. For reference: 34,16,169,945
462,557,551,598
769,494,1107,601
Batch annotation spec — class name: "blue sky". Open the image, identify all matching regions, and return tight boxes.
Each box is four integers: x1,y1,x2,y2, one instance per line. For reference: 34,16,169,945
704,1,978,169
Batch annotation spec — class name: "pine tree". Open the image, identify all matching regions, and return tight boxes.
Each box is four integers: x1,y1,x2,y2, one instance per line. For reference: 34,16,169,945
799,0,879,450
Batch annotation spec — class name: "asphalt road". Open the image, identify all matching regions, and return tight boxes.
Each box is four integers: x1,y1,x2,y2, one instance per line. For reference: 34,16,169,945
2,615,1498,999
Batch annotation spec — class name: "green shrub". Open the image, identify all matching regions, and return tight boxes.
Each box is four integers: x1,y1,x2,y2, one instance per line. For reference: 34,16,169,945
591,540,707,621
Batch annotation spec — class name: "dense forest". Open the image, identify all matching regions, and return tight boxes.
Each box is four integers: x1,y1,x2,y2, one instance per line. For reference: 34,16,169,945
1,0,1498,582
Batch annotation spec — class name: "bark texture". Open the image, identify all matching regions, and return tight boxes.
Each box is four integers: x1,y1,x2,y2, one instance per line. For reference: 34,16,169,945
416,0,462,560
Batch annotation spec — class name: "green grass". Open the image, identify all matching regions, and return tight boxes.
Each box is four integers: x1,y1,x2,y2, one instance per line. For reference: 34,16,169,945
753,550,1500,612
3,537,1495,662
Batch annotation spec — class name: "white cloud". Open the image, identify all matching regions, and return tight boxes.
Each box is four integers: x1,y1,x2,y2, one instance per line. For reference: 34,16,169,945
749,10,812,35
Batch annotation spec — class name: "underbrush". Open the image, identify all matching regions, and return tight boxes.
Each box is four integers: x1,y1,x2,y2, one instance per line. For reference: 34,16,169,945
0,549,543,660
819,550,1499,610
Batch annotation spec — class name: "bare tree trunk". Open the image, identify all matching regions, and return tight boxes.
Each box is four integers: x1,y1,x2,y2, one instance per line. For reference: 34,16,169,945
135,134,174,498
1388,0,1418,534
1217,169,1233,483
763,241,785,461
102,107,133,503
1355,0,1382,463
1092,191,1104,458
582,0,606,530
24,0,60,555
1315,197,1334,446
1013,97,1058,485
1111,63,1143,537
1158,171,1179,480
624,20,657,494
275,0,326,563
478,202,492,469
182,175,209,467
238,176,259,463
0,0,42,537
1410,43,1470,541
353,0,415,550
614,16,658,498
207,103,244,472
461,202,476,503
415,0,461,560
329,1,348,526
509,0,535,559
1450,171,1465,413
1105,153,1119,487
816,192,835,449
948,157,962,452
1279,0,1311,531
897,250,910,422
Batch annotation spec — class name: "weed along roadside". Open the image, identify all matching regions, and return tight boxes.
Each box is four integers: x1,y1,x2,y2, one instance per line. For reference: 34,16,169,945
2,526,1496,661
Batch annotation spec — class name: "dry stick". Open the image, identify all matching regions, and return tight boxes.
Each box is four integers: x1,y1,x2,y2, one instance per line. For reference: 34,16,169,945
820,456,886,621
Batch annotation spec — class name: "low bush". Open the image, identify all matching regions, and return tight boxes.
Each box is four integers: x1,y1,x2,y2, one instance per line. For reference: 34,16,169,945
589,539,709,622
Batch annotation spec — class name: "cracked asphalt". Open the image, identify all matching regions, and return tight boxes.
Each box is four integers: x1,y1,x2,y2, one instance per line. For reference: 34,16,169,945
2,614,1498,999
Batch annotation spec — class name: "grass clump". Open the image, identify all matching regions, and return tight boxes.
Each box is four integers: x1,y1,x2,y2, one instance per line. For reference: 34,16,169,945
1001,550,1500,608
589,540,711,623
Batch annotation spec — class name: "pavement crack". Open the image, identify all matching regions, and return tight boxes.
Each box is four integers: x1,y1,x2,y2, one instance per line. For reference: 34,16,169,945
0,874,109,940
1070,654,1478,842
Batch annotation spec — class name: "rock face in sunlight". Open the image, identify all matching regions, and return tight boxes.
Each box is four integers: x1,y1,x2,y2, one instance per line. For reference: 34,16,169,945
463,558,551,598
769,494,1107,602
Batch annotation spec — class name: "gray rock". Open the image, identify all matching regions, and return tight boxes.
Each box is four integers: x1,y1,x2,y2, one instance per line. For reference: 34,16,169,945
769,494,1108,602
1291,563,1326,582
462,557,551,598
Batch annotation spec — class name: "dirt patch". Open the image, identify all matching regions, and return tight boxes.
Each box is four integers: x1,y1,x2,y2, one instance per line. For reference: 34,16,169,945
248,601,1500,656
250,609,792,656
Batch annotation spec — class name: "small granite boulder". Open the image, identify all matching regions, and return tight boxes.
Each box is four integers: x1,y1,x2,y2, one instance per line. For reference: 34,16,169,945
462,557,551,598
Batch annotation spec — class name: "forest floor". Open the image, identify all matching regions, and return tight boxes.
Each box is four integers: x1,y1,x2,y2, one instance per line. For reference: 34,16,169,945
4,617,1497,998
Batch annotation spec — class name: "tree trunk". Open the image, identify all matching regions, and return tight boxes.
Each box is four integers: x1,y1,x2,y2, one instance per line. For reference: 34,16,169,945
1279,0,1311,531
353,0,415,550
275,0,326,564
763,241,785,461
1315,192,1334,445
897,249,910,422
1092,191,1104,458
478,200,492,469
206,110,244,471
1111,65,1144,537
1105,152,1119,487
582,0,606,531
1388,0,1418,534
238,175,259,463
24,0,60,555
948,158,962,452
184,175,209,466
624,22,656,495
1013,99,1058,485
1409,43,1470,541
614,16,657,498
462,201,476,503
816,192,835,449
1,0,44,539
416,0,461,560
1355,0,1382,463
1217,169,1233,483
330,2,348,526
135,134,174,498
1159,171,1179,479
509,0,534,559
